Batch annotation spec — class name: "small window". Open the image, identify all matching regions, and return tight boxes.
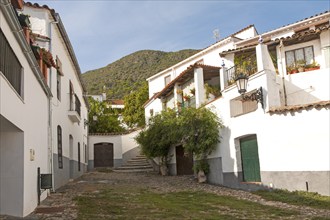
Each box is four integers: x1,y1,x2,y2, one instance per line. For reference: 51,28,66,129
285,46,315,69
164,75,171,86
0,28,23,96
56,57,62,101
57,126,63,169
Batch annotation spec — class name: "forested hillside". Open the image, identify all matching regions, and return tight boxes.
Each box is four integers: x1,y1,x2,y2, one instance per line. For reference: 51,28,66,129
82,49,200,99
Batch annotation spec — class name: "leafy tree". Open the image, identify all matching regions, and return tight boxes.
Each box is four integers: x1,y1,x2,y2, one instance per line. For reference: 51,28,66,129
179,107,223,160
135,106,223,174
122,82,148,128
135,109,179,166
88,98,125,133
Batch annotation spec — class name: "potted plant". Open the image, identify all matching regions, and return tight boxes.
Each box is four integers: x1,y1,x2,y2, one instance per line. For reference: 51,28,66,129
176,89,183,95
18,13,31,28
193,159,209,183
287,65,298,74
305,61,320,72
183,94,191,101
296,60,306,72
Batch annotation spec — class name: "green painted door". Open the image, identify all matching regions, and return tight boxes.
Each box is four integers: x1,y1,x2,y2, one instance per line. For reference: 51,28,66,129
240,136,261,182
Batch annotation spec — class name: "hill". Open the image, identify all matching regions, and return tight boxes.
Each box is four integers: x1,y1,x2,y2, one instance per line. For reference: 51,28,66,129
82,49,200,99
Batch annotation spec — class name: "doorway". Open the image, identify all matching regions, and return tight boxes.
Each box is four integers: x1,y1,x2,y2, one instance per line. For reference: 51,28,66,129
176,146,193,175
94,143,114,167
240,135,261,182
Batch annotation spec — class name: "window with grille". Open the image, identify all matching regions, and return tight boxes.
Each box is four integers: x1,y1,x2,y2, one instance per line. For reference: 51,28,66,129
0,28,23,97
57,125,63,169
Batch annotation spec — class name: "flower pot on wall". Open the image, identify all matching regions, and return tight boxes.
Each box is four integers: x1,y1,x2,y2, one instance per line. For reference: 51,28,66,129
197,170,207,183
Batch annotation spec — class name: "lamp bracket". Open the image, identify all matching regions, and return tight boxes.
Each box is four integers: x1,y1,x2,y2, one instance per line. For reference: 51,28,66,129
242,87,264,109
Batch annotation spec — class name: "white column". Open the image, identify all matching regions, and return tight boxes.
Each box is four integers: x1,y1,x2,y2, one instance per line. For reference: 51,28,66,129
220,67,226,90
194,67,205,108
256,44,276,72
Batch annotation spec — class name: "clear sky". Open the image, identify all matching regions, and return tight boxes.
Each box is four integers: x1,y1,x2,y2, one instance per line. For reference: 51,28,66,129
30,0,329,73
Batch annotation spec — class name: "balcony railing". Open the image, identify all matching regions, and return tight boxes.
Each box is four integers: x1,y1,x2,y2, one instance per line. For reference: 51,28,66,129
68,94,81,123
225,54,257,87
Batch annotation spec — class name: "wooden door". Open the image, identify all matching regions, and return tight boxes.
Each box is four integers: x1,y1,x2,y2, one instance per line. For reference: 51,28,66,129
240,136,261,182
176,146,194,175
94,143,114,167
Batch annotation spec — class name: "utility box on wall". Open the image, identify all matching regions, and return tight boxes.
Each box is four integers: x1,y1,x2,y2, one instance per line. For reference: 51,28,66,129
40,174,52,189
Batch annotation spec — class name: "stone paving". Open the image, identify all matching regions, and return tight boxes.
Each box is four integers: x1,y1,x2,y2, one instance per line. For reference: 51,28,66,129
1,171,329,219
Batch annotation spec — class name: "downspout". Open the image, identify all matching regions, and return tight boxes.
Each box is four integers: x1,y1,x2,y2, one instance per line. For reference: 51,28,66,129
278,40,288,106
48,15,59,192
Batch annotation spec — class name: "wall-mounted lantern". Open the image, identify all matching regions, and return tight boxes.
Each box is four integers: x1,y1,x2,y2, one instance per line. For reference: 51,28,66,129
235,73,264,109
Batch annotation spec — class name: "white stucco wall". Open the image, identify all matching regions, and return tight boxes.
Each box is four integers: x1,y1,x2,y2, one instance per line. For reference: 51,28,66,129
0,8,49,217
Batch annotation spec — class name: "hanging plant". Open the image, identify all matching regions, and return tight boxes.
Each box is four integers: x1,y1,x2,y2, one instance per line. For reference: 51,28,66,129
190,88,195,96
183,94,191,101
41,48,56,68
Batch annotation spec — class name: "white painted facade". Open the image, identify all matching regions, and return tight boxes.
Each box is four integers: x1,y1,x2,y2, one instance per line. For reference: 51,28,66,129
88,130,141,169
0,1,88,217
23,4,89,189
144,12,330,195
0,1,51,216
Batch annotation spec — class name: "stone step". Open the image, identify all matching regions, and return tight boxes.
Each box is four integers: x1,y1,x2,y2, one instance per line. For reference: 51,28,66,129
115,165,153,170
127,160,150,165
113,168,155,173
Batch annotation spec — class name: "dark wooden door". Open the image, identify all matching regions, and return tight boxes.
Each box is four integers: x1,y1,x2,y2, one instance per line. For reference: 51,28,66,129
176,146,194,175
94,143,114,167
240,136,261,182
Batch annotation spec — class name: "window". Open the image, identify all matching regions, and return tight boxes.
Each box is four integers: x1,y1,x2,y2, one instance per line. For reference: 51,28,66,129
285,46,315,68
56,56,63,101
69,81,74,110
57,126,63,169
78,142,81,171
164,75,171,86
0,29,23,96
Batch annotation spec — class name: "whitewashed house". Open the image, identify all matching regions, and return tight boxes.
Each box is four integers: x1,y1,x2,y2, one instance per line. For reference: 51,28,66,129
144,11,330,195
0,0,88,217
22,2,89,189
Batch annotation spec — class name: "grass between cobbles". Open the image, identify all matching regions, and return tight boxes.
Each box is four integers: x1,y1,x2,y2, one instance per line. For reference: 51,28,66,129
253,189,330,210
74,187,298,219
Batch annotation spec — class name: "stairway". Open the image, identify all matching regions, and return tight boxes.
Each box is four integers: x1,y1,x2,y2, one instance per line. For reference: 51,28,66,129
114,155,154,173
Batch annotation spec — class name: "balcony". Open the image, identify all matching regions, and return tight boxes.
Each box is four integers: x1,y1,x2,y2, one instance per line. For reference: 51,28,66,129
68,94,81,123
225,54,257,88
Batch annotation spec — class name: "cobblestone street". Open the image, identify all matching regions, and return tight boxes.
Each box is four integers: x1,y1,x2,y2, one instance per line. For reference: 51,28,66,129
1,171,329,220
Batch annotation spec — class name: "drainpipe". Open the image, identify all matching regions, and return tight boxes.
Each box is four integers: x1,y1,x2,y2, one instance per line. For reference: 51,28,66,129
48,15,59,192
278,40,288,106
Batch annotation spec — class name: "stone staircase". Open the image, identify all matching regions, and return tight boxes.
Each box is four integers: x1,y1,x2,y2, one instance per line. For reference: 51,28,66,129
114,155,154,173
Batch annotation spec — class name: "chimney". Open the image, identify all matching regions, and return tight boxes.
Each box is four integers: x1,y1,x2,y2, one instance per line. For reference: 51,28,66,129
102,93,106,101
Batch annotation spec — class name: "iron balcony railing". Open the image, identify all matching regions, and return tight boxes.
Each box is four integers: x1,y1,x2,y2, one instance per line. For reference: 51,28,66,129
225,55,257,87
70,94,81,116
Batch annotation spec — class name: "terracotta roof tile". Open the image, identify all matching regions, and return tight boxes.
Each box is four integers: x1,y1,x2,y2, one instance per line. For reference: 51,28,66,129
268,101,330,114
264,10,329,34
273,23,330,43
106,99,124,105
154,63,221,100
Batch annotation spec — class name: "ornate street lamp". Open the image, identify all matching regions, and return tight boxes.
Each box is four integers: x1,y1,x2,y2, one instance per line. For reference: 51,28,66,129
234,73,264,109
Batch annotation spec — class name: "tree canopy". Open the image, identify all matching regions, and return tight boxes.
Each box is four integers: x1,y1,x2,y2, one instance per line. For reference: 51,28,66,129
122,82,149,128
88,98,125,133
135,107,223,169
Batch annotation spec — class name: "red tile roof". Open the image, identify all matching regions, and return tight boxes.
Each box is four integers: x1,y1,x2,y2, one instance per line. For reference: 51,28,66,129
144,63,221,107
268,101,330,114
107,99,124,105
